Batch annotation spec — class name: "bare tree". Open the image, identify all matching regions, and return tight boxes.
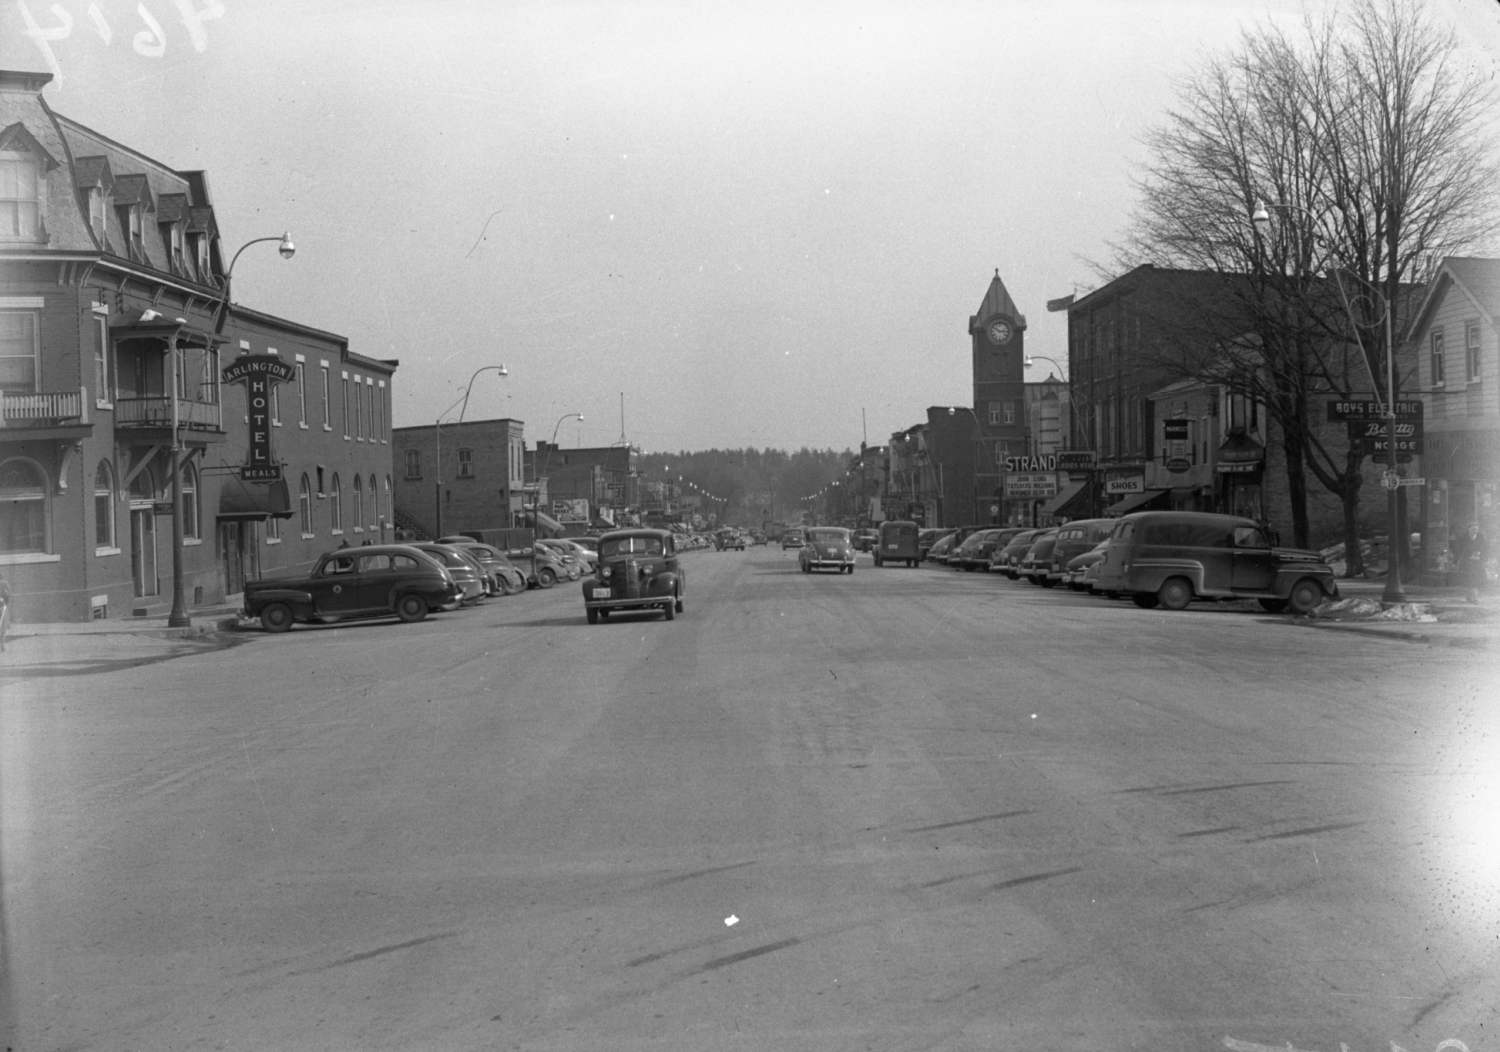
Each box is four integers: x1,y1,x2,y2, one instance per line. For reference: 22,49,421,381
1122,0,1498,567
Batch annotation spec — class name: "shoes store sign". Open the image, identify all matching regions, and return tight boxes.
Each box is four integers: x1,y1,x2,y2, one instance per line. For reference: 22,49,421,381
222,355,297,482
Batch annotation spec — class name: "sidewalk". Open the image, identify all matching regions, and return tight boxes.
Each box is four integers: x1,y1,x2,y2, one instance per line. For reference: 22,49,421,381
1301,577,1499,650
1,602,248,671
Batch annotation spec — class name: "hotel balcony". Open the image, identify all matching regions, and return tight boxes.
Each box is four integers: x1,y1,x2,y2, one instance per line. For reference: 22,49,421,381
114,396,224,432
0,386,89,428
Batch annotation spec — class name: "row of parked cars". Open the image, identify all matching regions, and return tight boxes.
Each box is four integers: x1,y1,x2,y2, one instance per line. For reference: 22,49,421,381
919,511,1340,614
242,534,604,632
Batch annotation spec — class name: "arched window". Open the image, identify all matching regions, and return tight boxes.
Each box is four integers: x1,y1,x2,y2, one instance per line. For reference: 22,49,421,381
298,473,312,535
0,457,49,553
94,460,117,549
180,462,199,540
384,474,392,536
128,465,157,503
352,474,364,532
369,474,378,530
329,472,343,533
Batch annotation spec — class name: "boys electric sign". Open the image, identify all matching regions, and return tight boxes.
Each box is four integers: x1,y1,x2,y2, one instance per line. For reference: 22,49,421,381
222,355,297,481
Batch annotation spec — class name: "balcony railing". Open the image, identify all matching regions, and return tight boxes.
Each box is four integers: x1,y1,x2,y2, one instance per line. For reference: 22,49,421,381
115,396,223,431
0,386,88,427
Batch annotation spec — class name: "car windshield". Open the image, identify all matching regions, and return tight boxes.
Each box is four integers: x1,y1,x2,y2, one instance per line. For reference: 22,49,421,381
601,536,664,558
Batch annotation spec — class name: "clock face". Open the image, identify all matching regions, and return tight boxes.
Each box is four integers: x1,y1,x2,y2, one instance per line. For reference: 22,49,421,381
986,319,1012,345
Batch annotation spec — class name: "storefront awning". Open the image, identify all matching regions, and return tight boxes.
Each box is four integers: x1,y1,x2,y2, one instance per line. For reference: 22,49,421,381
1039,479,1091,520
217,477,293,521
1104,487,1170,517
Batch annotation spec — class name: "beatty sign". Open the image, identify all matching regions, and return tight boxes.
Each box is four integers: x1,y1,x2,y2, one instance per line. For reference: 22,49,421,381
221,355,297,482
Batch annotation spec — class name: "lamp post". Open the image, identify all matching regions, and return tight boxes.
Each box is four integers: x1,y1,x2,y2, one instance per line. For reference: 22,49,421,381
1024,354,1075,523
1252,200,1405,604
168,234,294,628
434,365,508,538
947,406,994,526
214,232,295,334
532,412,583,552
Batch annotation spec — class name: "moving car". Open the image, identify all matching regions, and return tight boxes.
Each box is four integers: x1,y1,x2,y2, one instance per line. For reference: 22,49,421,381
873,519,920,567
243,544,463,631
852,529,878,552
1092,510,1339,613
799,526,856,574
582,528,686,623
781,528,806,549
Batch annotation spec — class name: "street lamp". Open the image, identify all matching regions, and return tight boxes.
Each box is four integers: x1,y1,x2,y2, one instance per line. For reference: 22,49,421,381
1023,354,1067,379
1252,200,1405,604
434,365,508,538
168,234,294,628
947,406,995,526
214,232,296,334
532,412,583,551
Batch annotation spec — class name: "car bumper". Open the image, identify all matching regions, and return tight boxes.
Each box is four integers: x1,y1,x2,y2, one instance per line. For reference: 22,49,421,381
803,558,853,570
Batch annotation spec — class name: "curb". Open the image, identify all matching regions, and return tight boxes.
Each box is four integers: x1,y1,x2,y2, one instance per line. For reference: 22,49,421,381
1299,618,1495,649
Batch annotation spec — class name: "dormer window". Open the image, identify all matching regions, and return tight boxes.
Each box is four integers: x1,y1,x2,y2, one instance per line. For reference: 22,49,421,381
122,204,144,260
165,221,185,272
0,153,42,241
88,185,108,238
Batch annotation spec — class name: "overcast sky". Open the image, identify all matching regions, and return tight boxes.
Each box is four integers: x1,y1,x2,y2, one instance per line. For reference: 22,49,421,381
4,0,1498,453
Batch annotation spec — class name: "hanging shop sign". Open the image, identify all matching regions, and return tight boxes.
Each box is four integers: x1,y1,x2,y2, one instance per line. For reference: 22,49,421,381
221,355,298,482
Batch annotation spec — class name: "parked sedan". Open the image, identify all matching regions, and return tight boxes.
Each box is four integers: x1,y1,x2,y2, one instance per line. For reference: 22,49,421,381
917,528,952,562
925,532,960,565
410,542,488,603
441,538,527,595
1065,539,1111,591
540,537,596,573
243,544,462,631
799,526,855,574
950,528,1012,571
991,529,1043,578
505,543,577,588
1018,529,1061,585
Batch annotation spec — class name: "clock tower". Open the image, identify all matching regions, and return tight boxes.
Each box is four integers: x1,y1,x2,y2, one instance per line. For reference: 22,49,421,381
967,270,1029,522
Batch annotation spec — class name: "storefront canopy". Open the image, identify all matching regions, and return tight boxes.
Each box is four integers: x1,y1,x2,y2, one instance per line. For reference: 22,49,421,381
1039,480,1091,520
1104,487,1170,517
217,477,293,521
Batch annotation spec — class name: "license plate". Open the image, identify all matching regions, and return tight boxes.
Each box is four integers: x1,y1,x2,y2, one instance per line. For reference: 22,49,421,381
590,587,612,600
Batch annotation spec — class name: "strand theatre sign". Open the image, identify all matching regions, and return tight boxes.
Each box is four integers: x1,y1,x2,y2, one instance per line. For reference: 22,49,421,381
222,355,297,481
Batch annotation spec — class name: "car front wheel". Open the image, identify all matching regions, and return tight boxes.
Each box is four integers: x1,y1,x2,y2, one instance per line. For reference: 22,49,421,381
537,566,557,588
663,600,675,621
395,593,428,623
1287,578,1324,615
587,607,599,624
1157,577,1193,611
260,602,294,633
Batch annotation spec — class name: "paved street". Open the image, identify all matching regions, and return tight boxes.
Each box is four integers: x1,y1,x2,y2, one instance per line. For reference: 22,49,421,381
2,546,1497,1051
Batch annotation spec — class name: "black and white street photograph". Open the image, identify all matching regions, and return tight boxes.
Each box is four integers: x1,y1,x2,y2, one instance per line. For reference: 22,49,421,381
2,2,1498,1049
